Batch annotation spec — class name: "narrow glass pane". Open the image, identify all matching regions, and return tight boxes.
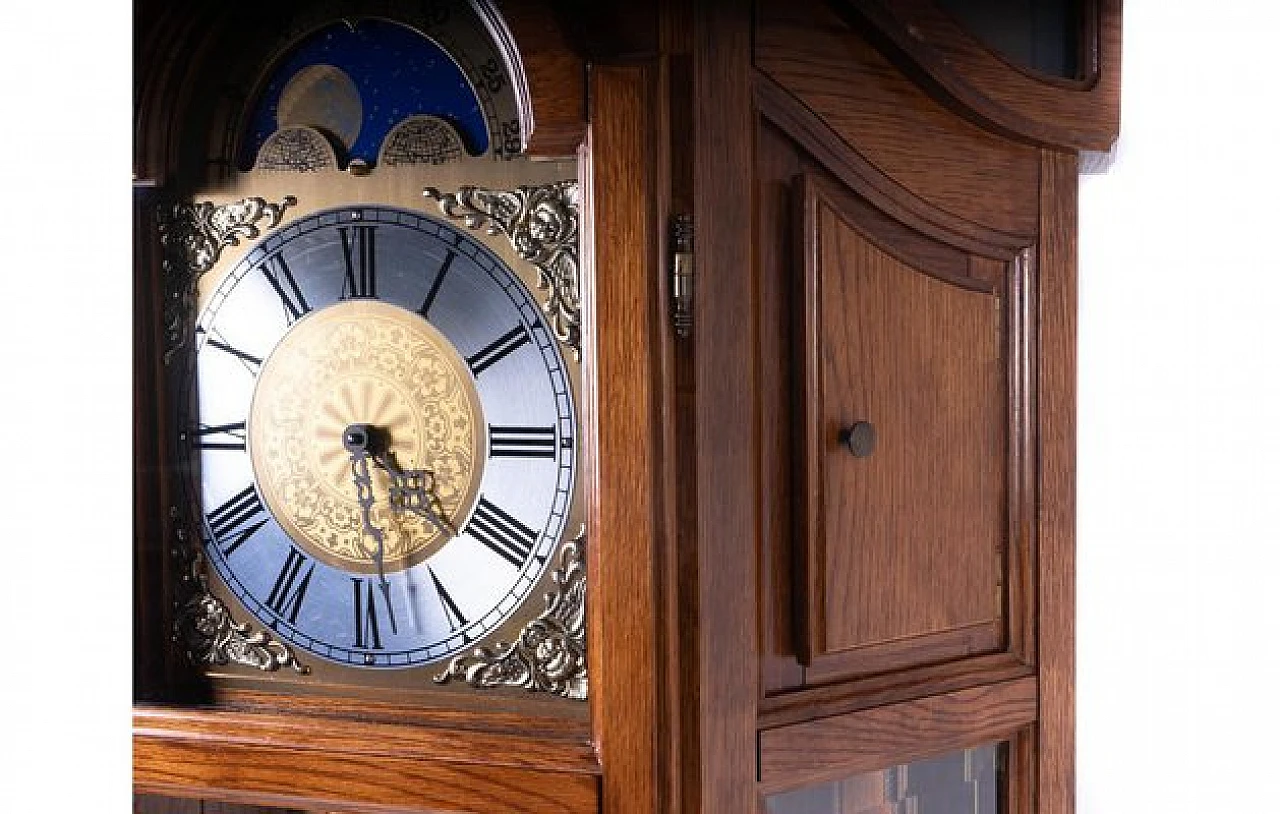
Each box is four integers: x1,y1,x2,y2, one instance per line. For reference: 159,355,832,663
765,742,1004,814
134,795,308,814
934,0,1081,79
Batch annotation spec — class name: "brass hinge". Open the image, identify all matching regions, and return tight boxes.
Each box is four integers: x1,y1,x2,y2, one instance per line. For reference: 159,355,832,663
670,213,694,338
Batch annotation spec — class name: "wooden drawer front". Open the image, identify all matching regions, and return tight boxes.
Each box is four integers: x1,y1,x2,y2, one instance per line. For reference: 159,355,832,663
797,172,1025,683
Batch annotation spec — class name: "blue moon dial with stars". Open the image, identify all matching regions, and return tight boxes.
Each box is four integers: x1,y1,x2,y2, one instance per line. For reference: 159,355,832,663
239,19,490,169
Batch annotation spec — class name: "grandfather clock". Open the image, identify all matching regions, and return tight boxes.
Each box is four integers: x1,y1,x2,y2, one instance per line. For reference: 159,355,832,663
133,2,1121,813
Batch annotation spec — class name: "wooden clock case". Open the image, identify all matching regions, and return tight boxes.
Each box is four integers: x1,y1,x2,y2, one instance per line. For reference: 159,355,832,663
132,1,1121,812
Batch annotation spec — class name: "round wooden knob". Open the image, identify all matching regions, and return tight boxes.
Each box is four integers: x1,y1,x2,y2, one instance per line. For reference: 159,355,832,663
839,422,876,458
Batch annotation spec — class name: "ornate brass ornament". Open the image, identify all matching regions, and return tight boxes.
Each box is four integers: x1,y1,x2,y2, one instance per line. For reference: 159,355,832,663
157,196,296,362
423,181,581,359
171,508,309,674
434,528,587,700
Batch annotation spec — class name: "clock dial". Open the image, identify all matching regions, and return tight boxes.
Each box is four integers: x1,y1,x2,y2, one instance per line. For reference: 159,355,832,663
248,298,484,573
179,206,577,668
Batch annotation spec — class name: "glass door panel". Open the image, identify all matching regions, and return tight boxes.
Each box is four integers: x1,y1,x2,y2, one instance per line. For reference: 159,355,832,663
765,743,1004,814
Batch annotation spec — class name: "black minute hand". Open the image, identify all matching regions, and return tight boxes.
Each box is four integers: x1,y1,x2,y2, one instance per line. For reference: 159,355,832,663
344,426,398,636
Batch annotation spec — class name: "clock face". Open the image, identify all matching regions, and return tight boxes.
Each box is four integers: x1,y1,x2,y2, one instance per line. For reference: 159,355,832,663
178,205,577,668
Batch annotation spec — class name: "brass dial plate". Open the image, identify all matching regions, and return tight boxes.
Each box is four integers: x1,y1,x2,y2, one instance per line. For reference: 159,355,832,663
249,299,484,573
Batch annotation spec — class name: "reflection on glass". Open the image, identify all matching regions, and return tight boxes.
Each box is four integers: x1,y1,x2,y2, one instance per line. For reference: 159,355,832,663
135,794,307,813
765,743,1003,814
934,0,1081,79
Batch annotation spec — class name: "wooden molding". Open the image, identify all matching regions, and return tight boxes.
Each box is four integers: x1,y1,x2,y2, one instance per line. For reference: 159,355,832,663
1036,148,1079,814
755,73,1033,256
134,705,599,776
582,63,664,814
135,738,598,814
758,677,1038,793
499,3,587,157
692,3,759,812
832,0,1122,151
134,705,599,813
759,652,1034,730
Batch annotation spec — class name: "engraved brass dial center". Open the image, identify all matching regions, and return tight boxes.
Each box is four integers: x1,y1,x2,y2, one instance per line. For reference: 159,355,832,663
248,300,484,573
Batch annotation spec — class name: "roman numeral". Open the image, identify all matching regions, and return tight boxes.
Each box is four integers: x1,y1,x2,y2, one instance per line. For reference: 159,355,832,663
467,325,530,376
190,420,247,451
260,253,311,322
266,547,315,624
199,327,262,374
339,224,377,299
206,484,268,556
352,578,393,650
488,425,557,458
417,250,456,317
428,567,468,632
207,338,263,369
467,497,538,568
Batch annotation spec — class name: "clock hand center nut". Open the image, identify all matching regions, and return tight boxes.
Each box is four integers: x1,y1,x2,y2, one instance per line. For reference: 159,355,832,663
342,423,387,455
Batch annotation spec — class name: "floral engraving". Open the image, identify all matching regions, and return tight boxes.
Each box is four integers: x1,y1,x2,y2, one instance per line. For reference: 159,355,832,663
423,181,580,359
158,196,296,362
434,528,586,700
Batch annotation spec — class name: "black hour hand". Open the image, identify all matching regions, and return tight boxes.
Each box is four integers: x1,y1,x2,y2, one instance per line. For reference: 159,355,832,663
374,451,455,538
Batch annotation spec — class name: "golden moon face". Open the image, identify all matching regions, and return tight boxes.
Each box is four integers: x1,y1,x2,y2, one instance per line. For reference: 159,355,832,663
276,64,363,151
248,299,484,573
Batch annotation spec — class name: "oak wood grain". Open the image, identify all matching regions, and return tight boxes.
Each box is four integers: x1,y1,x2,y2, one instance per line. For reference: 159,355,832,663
133,4,1106,811
1037,148,1078,814
759,652,1033,730
693,3,759,813
653,10,698,810
500,2,586,158
208,690,591,739
749,16,1065,807
756,116,808,698
754,74,1029,259
133,705,599,776
1007,726,1038,814
134,737,599,814
758,677,1037,793
656,9,700,812
798,172,1004,667
757,110,1037,704
833,0,1122,151
582,63,663,814
755,0,1041,239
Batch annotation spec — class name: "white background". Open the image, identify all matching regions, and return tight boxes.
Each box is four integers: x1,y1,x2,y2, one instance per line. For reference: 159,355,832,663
1077,3,1280,812
1,1,1278,810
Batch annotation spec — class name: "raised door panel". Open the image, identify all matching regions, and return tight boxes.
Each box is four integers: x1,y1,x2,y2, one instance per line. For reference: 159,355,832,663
797,173,1016,683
